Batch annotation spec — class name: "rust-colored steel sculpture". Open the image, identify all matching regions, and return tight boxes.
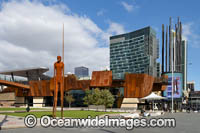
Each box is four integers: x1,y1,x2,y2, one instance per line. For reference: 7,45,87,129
52,56,64,118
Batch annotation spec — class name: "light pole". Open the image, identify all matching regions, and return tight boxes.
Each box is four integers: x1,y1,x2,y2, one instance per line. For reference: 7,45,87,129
171,32,175,113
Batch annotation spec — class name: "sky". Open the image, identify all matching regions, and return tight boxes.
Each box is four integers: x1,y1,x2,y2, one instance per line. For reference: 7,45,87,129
0,0,199,90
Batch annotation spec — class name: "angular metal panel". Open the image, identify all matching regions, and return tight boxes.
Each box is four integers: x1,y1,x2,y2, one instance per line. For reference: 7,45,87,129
90,71,112,87
124,74,154,98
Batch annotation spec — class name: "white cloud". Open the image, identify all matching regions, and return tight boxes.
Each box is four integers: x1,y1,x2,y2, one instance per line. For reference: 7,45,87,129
97,9,106,16
121,1,133,12
0,0,125,76
182,22,200,48
120,1,139,13
99,21,126,45
107,22,125,35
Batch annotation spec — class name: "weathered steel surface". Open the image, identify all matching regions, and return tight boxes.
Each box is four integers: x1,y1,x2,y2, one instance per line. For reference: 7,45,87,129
53,56,65,117
111,79,124,87
0,72,168,100
1,87,29,97
64,76,90,91
151,75,168,91
10,75,90,97
29,80,52,96
0,80,30,89
50,75,90,91
0,87,15,93
90,71,112,87
124,74,154,98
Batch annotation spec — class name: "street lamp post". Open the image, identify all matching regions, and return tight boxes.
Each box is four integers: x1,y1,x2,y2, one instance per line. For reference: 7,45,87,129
170,62,191,113
171,32,176,113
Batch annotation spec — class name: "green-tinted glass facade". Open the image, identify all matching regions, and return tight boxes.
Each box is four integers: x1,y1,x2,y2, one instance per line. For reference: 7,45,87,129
110,27,159,79
181,40,187,91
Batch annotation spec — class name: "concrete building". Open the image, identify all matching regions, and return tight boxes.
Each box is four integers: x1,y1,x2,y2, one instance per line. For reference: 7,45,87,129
110,26,159,80
74,66,89,78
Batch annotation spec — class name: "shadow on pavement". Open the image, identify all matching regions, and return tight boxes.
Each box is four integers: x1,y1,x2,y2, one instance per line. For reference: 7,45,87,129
99,128,117,133
0,115,8,129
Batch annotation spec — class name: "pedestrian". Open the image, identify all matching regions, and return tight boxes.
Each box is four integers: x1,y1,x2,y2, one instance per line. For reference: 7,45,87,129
164,103,167,112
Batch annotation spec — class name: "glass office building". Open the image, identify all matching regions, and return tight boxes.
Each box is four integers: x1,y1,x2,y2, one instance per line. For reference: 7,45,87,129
74,66,89,78
110,26,159,79
181,40,188,91
157,62,161,77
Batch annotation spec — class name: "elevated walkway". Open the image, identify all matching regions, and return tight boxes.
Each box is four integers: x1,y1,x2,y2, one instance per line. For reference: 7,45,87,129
0,80,30,89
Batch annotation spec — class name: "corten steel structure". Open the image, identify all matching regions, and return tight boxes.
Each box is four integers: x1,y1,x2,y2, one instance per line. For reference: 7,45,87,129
50,74,90,92
0,70,167,108
53,56,64,118
0,80,30,89
90,71,113,87
90,71,167,98
124,74,154,98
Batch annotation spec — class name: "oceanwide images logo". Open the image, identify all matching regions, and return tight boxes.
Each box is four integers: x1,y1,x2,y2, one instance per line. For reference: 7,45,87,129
24,114,176,130
24,114,38,128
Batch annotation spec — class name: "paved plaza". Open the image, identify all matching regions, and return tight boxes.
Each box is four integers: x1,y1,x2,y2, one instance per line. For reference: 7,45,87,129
0,112,200,133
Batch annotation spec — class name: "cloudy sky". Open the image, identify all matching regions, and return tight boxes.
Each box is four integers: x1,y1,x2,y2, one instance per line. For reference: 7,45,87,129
0,0,200,90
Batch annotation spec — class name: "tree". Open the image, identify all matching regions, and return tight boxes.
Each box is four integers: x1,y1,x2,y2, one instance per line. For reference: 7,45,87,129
83,88,115,111
92,88,103,111
101,89,115,111
65,93,75,108
83,89,93,110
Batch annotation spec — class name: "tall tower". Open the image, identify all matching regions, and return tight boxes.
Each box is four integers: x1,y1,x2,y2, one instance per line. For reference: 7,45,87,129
110,26,159,79
161,18,188,91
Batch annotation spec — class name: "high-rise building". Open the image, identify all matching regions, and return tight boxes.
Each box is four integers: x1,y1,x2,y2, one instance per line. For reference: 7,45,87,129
187,81,195,92
110,26,159,79
181,40,188,91
74,66,89,78
156,62,161,77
